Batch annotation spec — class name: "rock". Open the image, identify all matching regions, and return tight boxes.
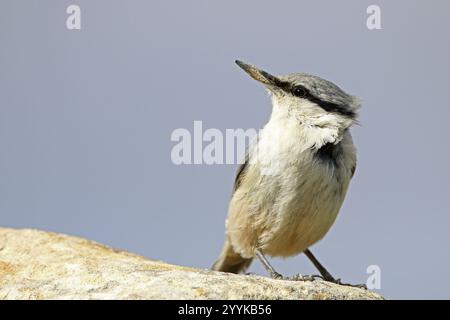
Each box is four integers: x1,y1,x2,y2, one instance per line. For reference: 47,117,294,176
0,228,383,300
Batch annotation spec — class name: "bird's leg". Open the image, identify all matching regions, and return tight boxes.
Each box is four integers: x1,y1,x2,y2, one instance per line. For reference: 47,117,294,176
303,249,336,281
255,250,283,279
303,249,367,289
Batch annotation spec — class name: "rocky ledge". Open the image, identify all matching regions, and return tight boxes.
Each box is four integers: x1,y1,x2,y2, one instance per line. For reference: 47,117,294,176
0,228,383,300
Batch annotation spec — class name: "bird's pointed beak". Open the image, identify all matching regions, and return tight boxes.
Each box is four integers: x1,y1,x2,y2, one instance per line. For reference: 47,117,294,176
235,60,281,88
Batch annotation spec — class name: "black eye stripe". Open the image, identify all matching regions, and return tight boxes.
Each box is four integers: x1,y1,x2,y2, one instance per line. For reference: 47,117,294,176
283,83,355,118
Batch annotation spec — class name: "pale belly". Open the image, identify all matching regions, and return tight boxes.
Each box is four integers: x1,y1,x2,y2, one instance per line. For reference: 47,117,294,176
260,163,349,257
226,141,354,259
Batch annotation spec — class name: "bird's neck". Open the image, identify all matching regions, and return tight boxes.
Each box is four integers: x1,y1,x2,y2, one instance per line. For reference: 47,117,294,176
267,99,355,150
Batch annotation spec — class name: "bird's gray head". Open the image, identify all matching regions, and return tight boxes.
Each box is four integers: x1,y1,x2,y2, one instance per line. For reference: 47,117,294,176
235,60,360,125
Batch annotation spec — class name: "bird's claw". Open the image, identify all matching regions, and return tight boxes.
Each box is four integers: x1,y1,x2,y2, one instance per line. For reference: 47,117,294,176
266,272,366,289
323,277,367,290
286,274,323,282
291,273,368,290
269,271,284,280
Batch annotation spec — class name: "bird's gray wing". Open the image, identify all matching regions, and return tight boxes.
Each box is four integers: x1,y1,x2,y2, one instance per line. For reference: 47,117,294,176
233,152,249,192
351,163,356,177
232,134,259,193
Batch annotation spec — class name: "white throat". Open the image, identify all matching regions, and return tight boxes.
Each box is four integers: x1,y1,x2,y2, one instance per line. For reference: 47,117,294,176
267,96,355,150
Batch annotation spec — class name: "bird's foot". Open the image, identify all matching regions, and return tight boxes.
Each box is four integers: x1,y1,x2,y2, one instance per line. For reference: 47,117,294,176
269,271,284,280
286,274,322,282
288,273,367,289
321,276,367,290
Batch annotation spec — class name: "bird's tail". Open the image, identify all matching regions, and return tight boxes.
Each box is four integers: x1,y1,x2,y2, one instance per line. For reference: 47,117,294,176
212,238,252,274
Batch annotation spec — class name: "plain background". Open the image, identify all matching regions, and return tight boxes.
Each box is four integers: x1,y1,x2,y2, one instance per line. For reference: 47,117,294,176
1,0,449,299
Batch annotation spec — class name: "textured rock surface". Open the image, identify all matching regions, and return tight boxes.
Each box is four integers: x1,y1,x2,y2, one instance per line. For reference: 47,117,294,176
0,228,383,300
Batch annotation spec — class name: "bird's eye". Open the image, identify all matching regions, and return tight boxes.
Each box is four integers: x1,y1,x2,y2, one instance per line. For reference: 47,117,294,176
293,86,308,98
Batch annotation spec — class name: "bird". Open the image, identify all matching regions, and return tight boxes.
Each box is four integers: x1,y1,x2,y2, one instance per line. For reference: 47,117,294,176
212,60,361,285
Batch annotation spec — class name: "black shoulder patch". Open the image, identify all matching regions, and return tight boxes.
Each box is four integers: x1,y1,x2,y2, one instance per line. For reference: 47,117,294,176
315,142,343,167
